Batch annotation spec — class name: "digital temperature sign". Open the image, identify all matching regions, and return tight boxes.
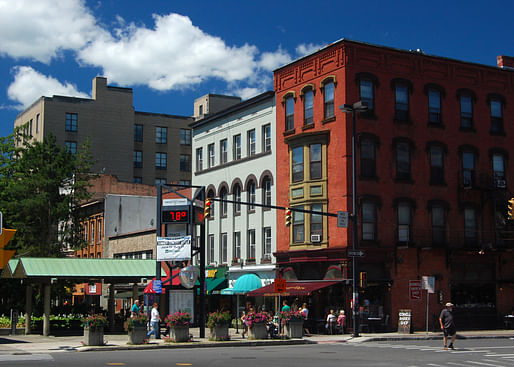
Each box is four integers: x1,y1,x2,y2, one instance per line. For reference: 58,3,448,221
161,206,190,223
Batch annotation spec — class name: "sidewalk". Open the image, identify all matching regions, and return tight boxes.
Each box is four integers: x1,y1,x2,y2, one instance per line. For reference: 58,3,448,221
0,328,513,354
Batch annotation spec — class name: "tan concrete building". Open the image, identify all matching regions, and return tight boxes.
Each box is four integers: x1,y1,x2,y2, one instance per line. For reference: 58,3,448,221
14,77,193,186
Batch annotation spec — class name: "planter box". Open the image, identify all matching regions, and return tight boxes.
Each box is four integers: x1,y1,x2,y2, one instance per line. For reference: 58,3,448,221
248,323,267,339
83,327,104,346
170,326,190,342
209,324,230,341
286,320,304,338
128,326,147,344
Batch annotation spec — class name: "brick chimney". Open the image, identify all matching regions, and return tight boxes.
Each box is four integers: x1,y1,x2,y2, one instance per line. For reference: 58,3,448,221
497,55,514,69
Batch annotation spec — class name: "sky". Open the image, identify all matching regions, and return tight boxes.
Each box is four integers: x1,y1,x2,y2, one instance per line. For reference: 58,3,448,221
0,0,514,139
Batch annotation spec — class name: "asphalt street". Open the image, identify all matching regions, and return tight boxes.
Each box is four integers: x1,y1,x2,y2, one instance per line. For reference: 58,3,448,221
0,338,513,367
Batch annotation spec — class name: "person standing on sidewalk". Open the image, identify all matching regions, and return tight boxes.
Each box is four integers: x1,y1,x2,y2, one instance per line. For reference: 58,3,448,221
147,302,161,339
439,302,456,350
301,303,311,336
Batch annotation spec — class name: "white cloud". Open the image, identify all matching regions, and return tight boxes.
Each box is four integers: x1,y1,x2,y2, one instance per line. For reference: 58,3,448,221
8,66,89,109
0,0,106,63
258,47,292,71
78,13,259,91
296,43,325,57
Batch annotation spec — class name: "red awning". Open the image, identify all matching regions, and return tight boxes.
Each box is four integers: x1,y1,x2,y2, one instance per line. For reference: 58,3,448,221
246,280,341,297
144,269,181,294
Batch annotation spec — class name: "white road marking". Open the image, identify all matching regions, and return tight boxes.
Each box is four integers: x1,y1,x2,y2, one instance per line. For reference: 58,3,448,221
464,361,505,366
0,353,53,362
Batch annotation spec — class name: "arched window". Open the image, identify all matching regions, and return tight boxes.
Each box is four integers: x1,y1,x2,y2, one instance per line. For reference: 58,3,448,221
262,177,272,207
220,187,228,217
233,184,241,214
247,181,256,211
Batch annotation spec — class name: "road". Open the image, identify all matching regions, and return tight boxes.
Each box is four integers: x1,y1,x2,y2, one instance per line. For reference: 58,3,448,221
0,339,513,366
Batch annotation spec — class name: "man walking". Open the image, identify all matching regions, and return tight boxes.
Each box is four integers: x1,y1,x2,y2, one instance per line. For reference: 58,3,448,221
439,302,456,350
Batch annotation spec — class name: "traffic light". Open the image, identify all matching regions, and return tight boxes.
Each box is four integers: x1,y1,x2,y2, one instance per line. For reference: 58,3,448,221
359,271,367,288
508,198,514,220
204,198,212,220
0,229,16,269
285,208,292,226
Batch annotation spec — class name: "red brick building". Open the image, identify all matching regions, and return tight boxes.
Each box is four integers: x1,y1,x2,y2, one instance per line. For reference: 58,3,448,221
274,39,514,331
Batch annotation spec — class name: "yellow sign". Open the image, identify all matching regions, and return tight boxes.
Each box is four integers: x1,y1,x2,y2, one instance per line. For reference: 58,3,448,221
0,229,16,268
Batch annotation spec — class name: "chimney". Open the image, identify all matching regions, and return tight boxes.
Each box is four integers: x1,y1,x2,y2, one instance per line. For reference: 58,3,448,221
497,55,514,69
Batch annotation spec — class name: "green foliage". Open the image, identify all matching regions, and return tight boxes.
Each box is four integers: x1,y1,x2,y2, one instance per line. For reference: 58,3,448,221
0,128,95,257
82,314,107,329
125,313,149,331
207,310,232,329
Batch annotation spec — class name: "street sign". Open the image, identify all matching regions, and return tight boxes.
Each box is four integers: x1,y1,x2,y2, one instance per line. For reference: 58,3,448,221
348,250,365,257
337,211,348,228
409,279,422,300
274,278,286,293
162,198,188,206
422,276,435,294
153,279,162,294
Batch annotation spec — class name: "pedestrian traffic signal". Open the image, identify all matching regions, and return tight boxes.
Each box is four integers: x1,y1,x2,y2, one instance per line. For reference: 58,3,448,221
204,198,212,220
0,229,16,269
285,208,292,226
359,271,367,288
508,198,514,220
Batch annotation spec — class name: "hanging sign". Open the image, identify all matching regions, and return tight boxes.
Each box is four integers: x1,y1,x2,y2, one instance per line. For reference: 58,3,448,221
156,236,191,261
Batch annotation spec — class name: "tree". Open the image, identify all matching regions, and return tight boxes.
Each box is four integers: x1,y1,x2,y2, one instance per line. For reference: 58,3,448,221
0,128,95,257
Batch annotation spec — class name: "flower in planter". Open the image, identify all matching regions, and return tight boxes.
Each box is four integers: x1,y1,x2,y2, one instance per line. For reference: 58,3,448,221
242,311,269,327
279,310,306,322
82,314,108,329
207,310,232,329
125,313,148,331
164,311,191,328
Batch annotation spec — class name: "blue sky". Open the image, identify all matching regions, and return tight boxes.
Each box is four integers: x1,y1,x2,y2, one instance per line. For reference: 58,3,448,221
1,0,513,138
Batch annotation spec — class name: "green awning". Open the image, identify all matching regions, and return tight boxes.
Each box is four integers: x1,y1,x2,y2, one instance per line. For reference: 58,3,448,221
206,277,227,294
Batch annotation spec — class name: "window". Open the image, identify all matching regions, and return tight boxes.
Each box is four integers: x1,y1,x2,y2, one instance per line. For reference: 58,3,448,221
362,201,376,241
285,95,294,130
397,202,411,244
292,146,304,182
65,113,78,132
324,81,335,119
29,119,32,136
133,177,142,184
490,99,503,134
199,105,203,115
360,138,376,178
156,127,167,143
396,141,410,180
262,124,271,152
429,145,445,185
247,181,256,210
304,89,313,125
233,134,241,160
180,154,191,171
134,124,143,142
262,177,272,207
36,113,40,133
310,203,323,239
196,148,203,171
492,153,505,180
248,229,256,259
460,95,473,129
462,151,475,187
208,143,215,168
220,139,228,164
156,152,167,169
247,129,256,156
180,129,191,145
97,219,102,243
310,144,322,179
233,184,241,214
133,150,142,168
464,208,477,244
208,234,215,264
233,231,241,260
90,223,95,244
84,224,88,242
395,84,409,121
220,187,228,217
292,206,305,243
428,90,441,124
65,141,77,154
179,180,191,186
155,178,166,185
263,227,272,258
220,233,228,264
431,205,446,246
360,79,374,111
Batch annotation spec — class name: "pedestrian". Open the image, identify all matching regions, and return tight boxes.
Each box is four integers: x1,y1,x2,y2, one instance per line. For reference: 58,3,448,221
281,299,291,312
439,302,456,350
131,300,140,318
337,310,346,334
301,303,311,336
147,302,161,339
326,309,337,334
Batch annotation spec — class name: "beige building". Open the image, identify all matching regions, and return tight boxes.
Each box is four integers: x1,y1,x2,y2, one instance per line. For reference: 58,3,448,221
14,77,193,186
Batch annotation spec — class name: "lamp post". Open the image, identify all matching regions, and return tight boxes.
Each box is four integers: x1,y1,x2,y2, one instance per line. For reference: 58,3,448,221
340,101,368,337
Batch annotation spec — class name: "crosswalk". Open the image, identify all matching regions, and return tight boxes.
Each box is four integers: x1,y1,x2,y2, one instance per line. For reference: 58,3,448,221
0,353,54,363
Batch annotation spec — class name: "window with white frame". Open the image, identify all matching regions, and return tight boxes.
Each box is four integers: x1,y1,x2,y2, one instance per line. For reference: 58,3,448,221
208,234,215,264
285,95,294,131
303,88,313,125
233,134,241,160
292,146,304,182
221,233,228,264
262,177,272,207
220,139,228,164
220,187,228,217
248,229,256,259
324,81,335,119
263,227,272,258
208,143,215,168
310,204,323,238
293,206,304,243
233,231,241,260
247,181,256,210
196,148,203,171
233,184,241,214
247,129,256,156
262,124,271,152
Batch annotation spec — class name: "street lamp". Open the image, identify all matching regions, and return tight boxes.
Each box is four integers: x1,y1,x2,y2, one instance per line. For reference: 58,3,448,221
340,101,368,337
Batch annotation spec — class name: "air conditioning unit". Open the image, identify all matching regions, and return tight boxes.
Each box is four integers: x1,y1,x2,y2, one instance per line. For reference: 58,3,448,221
495,179,506,188
311,234,321,243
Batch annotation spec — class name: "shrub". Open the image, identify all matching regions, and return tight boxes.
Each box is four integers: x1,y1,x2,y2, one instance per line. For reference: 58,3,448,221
243,311,269,327
165,311,191,328
207,311,231,329
125,313,148,331
82,314,108,330
280,310,306,322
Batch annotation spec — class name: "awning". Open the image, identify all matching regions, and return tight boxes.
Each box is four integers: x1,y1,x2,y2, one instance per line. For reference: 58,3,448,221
247,280,341,297
206,277,227,294
221,273,262,295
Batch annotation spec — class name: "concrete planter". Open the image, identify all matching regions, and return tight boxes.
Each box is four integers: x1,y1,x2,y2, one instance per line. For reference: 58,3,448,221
209,324,230,341
285,320,304,338
128,326,147,344
83,326,104,346
170,326,190,342
248,323,267,339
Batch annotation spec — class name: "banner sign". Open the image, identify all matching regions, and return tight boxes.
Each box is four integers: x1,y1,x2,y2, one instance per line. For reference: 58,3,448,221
156,236,191,261
409,279,422,300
